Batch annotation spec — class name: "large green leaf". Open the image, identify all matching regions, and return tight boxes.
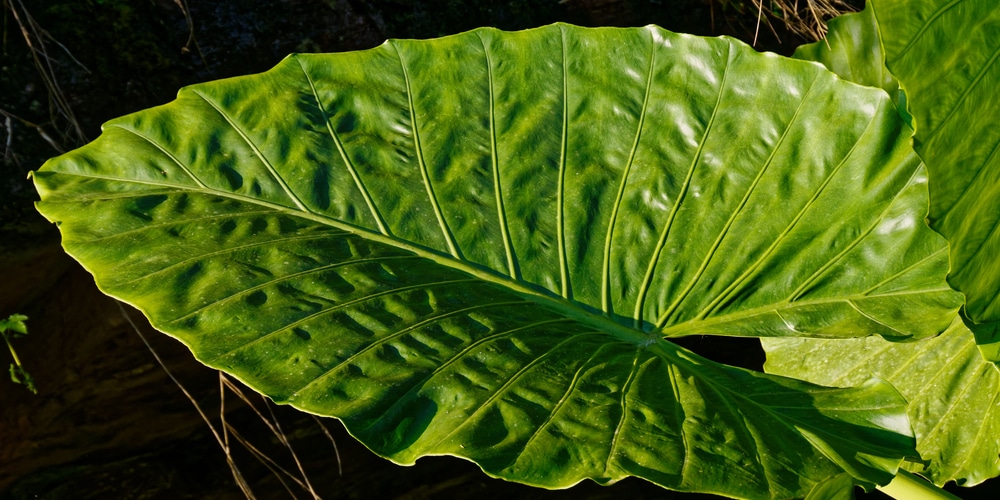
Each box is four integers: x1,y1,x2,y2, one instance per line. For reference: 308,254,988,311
31,24,956,497
764,318,1000,487
871,0,1000,359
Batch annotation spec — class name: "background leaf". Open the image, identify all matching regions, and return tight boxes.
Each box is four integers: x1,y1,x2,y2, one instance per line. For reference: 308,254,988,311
871,0,1000,360
805,473,855,500
794,5,899,100
31,24,950,497
775,6,1000,489
793,4,911,126
764,318,1000,487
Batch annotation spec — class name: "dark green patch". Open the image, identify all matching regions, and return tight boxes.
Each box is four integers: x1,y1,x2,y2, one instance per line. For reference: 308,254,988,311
246,290,268,306
220,219,238,234
250,217,269,234
134,194,169,211
176,262,204,286
127,194,169,221
219,164,243,190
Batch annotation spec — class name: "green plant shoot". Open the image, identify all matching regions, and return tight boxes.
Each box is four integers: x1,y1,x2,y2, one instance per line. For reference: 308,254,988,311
1,314,35,394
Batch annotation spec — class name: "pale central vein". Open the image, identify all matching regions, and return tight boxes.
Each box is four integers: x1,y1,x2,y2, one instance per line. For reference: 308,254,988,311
58,169,651,347
557,25,571,299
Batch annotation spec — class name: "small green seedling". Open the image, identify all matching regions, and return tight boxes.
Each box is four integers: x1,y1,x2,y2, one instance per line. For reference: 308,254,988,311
1,314,35,394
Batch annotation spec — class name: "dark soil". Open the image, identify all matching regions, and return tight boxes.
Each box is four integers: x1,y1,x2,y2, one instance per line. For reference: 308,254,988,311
3,1,993,499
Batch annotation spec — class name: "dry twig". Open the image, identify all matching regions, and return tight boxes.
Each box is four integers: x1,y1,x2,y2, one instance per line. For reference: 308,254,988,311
5,0,89,145
172,0,206,65
118,302,338,499
117,302,257,499
753,0,857,41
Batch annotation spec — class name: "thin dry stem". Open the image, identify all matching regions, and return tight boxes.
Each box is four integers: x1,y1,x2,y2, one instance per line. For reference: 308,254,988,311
3,115,13,166
264,397,321,499
223,422,303,499
220,375,322,499
754,0,857,41
0,107,67,153
119,300,335,499
172,0,206,65
117,302,256,499
6,0,87,145
310,416,343,477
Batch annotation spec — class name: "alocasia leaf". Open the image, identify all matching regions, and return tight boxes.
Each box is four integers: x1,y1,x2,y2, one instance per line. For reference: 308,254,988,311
871,0,1000,360
31,24,958,497
764,318,1000,487
773,6,1000,491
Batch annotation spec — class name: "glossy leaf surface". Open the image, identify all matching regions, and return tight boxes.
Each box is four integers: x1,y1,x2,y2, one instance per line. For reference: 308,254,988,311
764,318,1000,487
793,4,911,126
775,6,1000,489
31,24,954,497
794,5,899,101
872,0,1000,358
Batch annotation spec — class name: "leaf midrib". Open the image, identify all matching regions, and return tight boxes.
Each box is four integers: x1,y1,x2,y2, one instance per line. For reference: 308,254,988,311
660,287,954,338
51,165,952,343
48,170,655,346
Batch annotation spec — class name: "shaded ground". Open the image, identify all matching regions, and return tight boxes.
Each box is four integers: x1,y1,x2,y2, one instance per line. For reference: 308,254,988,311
4,0,993,499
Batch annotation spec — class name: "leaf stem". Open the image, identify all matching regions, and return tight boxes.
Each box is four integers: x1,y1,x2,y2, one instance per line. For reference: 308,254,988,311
4,335,23,367
3,326,35,394
876,470,960,500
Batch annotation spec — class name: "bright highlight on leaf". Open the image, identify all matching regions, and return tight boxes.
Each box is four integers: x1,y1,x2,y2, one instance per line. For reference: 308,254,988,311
32,22,965,499
791,4,909,125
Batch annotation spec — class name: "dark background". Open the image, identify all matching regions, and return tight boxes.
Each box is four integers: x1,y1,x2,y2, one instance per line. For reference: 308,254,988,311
3,1,990,498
